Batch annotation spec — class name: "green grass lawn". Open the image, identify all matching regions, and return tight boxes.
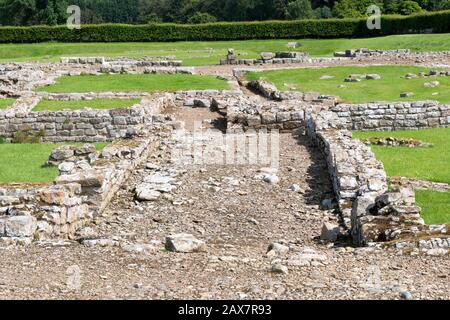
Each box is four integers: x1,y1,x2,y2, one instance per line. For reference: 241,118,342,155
0,143,107,184
353,128,450,184
416,190,450,225
0,33,449,65
36,74,229,93
0,98,15,110
33,98,141,112
246,65,450,104
354,128,450,225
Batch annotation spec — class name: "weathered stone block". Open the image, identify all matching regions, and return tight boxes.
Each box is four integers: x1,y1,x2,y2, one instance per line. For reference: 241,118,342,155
3,216,37,237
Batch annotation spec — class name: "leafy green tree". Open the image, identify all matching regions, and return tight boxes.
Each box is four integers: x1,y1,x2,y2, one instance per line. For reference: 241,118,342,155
332,0,383,18
146,13,163,23
0,0,445,26
286,0,316,19
0,0,36,25
398,0,424,14
187,12,217,23
314,5,332,18
384,0,401,13
35,0,68,25
385,0,425,14
415,0,450,10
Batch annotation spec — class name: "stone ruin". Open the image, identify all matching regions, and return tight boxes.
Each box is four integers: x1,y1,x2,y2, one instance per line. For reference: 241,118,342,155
220,48,310,65
334,48,412,58
0,52,449,254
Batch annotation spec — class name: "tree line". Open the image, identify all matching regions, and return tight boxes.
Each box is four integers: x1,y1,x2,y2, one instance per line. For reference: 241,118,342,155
0,0,449,26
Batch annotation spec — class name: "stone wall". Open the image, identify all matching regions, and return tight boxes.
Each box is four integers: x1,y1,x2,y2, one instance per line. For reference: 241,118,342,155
0,124,170,243
0,95,173,142
334,48,411,58
100,66,193,75
333,49,450,62
351,187,426,246
54,128,163,217
171,89,242,108
39,92,147,101
332,101,450,131
0,184,87,243
221,51,311,65
61,56,183,67
305,110,388,226
246,80,339,106
245,79,450,131
304,109,449,248
225,96,307,132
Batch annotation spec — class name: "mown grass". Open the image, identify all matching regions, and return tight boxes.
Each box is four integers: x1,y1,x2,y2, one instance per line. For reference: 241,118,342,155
0,33,449,65
353,128,450,184
0,98,15,110
246,65,450,104
36,74,229,93
0,143,107,184
416,190,450,225
32,98,141,112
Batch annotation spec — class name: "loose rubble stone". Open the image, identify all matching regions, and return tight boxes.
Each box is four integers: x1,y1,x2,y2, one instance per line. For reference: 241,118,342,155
271,263,288,274
400,291,413,300
288,184,301,192
321,198,337,210
165,233,206,253
135,188,161,201
366,74,381,80
320,222,340,242
1,216,37,237
287,248,328,267
287,42,300,48
267,243,290,257
82,238,120,247
121,241,161,254
424,81,440,88
263,174,280,184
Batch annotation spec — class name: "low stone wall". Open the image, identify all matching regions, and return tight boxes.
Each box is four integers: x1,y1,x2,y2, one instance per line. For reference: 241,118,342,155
333,49,450,62
172,89,242,108
246,78,450,131
54,129,162,217
100,66,192,74
2,91,266,142
61,56,183,67
225,96,307,132
334,48,411,58
247,80,339,106
39,92,148,101
305,111,388,226
304,110,449,248
0,124,172,243
142,67,195,74
0,64,49,93
0,95,173,142
6,95,41,113
332,101,450,131
221,56,312,66
351,187,426,246
220,51,341,66
0,184,88,243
